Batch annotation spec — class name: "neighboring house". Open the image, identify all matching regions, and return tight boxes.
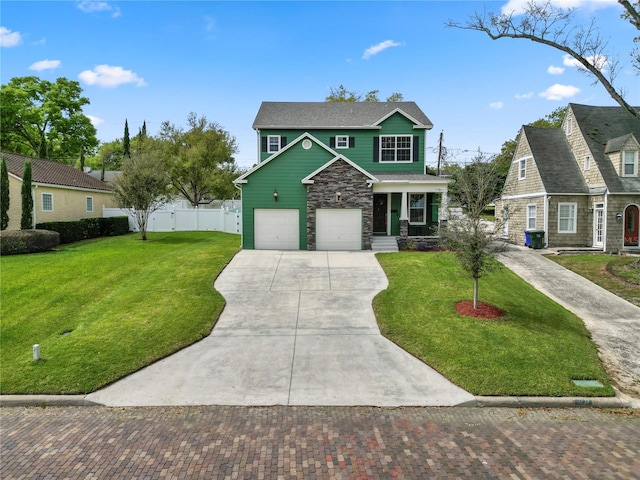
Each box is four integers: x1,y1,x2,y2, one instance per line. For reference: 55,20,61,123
499,103,640,253
2,151,116,231
234,102,450,250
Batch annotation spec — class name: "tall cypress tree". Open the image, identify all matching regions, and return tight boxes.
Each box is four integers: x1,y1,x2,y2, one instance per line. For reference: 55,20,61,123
1,157,9,230
123,119,131,159
21,160,33,230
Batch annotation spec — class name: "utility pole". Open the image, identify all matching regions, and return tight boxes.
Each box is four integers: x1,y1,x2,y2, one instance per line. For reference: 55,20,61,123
437,131,444,176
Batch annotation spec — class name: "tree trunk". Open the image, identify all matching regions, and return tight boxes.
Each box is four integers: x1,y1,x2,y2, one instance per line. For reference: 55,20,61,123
473,277,479,309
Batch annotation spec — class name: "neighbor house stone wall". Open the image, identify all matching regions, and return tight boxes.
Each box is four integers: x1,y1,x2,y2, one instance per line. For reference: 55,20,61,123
306,159,373,250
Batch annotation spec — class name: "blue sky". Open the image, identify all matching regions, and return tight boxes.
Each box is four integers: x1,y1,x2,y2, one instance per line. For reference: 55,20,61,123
2,0,639,170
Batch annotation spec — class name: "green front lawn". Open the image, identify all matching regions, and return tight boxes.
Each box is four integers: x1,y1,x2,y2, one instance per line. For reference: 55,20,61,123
373,252,614,397
0,232,240,394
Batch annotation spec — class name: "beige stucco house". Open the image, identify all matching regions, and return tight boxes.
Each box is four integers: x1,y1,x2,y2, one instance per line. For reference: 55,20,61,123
2,151,116,231
499,103,640,253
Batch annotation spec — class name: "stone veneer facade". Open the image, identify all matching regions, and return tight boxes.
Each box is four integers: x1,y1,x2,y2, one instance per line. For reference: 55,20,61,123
306,159,373,250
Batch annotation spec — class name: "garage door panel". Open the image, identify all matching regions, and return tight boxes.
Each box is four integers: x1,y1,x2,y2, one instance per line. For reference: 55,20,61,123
316,209,362,251
255,209,299,250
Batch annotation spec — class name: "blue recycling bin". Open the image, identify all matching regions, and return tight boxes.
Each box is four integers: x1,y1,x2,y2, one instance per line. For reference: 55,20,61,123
524,230,531,247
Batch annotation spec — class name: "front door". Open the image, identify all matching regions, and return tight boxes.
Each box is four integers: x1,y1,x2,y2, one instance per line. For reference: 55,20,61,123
624,205,639,247
593,203,604,248
373,194,388,234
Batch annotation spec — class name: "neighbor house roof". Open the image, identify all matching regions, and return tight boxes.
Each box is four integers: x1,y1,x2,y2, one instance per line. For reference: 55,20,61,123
1,151,112,192
569,103,640,193
521,126,589,194
252,102,433,130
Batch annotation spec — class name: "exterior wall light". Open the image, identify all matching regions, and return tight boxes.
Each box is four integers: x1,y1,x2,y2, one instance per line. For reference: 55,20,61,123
273,189,278,201
616,212,623,220
336,192,342,202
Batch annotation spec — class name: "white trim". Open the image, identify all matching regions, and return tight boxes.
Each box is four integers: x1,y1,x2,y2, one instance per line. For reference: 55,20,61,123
335,135,349,149
526,203,537,230
86,196,94,213
501,191,546,200
267,135,281,153
622,150,638,177
379,134,413,163
518,158,527,180
371,107,433,130
235,132,339,184
301,155,378,184
593,202,605,248
558,202,577,234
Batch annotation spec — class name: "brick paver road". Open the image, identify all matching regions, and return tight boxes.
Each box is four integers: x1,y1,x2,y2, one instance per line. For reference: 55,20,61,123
2,406,638,479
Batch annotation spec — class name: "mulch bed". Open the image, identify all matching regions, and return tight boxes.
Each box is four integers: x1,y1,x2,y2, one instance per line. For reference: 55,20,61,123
456,301,505,319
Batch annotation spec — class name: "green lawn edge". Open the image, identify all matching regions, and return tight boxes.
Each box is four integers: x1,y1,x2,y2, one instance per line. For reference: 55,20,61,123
373,251,614,397
0,232,240,395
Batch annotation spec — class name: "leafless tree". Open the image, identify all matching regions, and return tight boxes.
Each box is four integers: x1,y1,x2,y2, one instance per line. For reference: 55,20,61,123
447,0,640,118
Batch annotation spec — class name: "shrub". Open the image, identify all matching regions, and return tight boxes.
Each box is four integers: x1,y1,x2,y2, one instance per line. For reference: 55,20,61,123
0,229,60,255
36,217,130,244
99,216,130,237
36,220,87,244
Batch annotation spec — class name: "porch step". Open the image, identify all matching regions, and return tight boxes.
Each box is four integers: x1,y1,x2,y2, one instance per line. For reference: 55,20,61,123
371,236,399,252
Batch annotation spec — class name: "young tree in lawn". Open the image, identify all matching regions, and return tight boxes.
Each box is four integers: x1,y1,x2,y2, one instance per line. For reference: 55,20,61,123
439,155,506,309
20,160,33,230
1,157,9,230
159,113,239,206
113,151,172,241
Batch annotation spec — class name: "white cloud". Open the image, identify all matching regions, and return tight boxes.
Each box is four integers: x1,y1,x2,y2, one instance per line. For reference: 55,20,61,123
77,1,121,18
0,27,22,47
562,53,608,71
363,40,401,60
501,0,617,15
489,101,504,110
29,59,61,71
86,115,104,126
79,65,146,88
539,83,580,100
547,65,565,75
515,92,533,99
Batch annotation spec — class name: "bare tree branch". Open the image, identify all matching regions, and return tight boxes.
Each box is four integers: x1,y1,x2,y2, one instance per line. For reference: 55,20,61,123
447,0,639,118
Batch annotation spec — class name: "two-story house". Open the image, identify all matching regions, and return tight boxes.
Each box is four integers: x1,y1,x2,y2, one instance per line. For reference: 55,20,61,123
234,102,449,250
499,103,640,253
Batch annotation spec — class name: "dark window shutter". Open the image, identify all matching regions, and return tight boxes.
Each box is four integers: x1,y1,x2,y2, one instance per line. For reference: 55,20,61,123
349,137,355,148
413,136,420,162
373,137,379,162
280,137,287,148
330,137,336,148
261,136,267,152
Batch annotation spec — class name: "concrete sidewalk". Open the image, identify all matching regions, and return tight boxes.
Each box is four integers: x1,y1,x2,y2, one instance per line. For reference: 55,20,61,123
85,250,475,407
494,244,640,397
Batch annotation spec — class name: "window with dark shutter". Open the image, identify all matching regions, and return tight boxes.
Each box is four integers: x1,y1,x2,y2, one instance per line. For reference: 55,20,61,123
281,137,287,148
330,137,336,148
413,136,419,162
261,136,268,152
349,137,355,148
373,137,379,162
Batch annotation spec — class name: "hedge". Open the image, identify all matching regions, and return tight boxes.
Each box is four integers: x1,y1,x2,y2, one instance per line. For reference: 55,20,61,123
0,229,60,255
35,216,130,245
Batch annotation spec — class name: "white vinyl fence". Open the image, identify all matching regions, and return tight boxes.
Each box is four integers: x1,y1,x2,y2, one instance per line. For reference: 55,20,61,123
103,201,241,234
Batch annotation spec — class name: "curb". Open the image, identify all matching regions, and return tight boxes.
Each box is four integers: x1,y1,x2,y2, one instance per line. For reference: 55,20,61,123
1,394,638,409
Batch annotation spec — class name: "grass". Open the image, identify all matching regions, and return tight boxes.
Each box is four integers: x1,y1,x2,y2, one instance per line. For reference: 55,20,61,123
545,254,640,307
373,252,614,397
0,232,240,394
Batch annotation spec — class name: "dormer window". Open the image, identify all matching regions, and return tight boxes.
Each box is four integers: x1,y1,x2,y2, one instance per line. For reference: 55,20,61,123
623,150,638,176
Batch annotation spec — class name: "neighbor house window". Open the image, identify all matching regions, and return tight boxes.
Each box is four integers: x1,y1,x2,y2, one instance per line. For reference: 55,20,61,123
42,193,53,212
527,204,537,230
86,196,94,213
518,158,526,180
268,135,281,153
566,117,572,135
558,202,577,233
623,150,638,176
335,136,349,149
584,155,590,170
380,135,412,162
409,193,426,224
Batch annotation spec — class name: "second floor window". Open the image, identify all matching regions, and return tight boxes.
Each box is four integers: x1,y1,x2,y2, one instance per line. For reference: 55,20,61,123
268,135,281,153
584,156,590,170
380,135,412,162
518,158,526,180
623,150,638,176
336,136,348,148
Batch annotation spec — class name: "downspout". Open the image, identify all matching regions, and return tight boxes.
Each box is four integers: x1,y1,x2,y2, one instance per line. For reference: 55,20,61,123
603,191,608,253
544,194,549,247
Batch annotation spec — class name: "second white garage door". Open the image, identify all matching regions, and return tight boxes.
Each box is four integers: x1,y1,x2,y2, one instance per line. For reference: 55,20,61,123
254,209,299,250
316,208,362,251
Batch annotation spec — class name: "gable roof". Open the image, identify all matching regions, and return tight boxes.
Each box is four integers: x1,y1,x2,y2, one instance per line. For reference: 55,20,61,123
569,103,640,193
234,132,337,184
301,156,378,184
252,102,433,130
1,151,112,192
521,126,589,194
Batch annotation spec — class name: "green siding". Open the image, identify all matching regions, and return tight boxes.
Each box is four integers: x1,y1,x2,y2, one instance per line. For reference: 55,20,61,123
258,113,426,174
241,142,335,249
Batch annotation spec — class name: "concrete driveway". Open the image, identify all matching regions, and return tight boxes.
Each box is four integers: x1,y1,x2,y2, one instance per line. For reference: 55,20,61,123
87,250,475,407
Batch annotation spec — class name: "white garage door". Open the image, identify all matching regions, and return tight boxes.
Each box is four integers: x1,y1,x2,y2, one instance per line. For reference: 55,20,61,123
254,209,299,250
316,208,362,251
